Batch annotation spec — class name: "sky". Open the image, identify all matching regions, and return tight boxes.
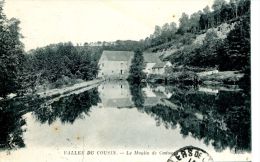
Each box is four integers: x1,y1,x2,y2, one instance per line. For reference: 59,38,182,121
4,0,214,51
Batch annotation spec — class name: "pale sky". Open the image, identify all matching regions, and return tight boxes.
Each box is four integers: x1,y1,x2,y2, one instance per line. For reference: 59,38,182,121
4,0,214,51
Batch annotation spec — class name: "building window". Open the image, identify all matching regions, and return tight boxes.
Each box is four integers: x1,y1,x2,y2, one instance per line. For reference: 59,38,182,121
120,70,123,74
102,63,104,67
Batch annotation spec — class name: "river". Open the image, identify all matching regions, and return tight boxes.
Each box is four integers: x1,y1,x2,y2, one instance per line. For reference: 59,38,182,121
0,80,251,162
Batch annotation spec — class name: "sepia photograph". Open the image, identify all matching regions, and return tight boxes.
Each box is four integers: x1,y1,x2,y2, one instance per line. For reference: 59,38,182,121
0,0,254,162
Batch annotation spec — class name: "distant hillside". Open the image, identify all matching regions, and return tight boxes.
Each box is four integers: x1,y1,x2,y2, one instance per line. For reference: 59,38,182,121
150,18,238,60
142,0,250,72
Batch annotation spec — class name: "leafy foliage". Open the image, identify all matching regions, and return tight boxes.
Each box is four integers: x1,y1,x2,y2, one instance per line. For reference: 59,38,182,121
0,2,24,97
145,0,250,52
218,14,250,71
127,49,146,84
199,0,250,30
168,13,250,72
23,43,99,90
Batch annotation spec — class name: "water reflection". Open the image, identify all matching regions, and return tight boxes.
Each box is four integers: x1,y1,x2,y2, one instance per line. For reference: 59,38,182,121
129,83,251,153
0,108,25,150
0,88,100,150
33,88,100,124
98,80,134,108
0,95,46,150
0,81,250,155
169,85,251,152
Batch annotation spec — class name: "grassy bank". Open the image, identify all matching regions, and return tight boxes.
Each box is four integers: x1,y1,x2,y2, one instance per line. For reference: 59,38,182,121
146,70,244,86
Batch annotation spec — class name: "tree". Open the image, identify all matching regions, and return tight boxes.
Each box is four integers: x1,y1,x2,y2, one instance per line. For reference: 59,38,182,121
220,3,232,22
237,0,250,16
0,2,24,97
169,22,177,33
150,25,163,46
212,0,227,25
199,14,208,30
203,5,211,14
24,42,100,90
178,12,190,34
199,6,212,29
189,11,202,33
201,31,222,67
212,0,227,11
230,0,239,18
161,23,171,42
153,25,162,38
220,15,250,70
128,49,146,84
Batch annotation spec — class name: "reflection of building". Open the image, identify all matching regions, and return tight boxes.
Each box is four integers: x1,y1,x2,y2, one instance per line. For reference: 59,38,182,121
98,81,173,108
153,85,173,98
143,52,172,75
142,85,173,106
98,81,134,108
98,50,134,79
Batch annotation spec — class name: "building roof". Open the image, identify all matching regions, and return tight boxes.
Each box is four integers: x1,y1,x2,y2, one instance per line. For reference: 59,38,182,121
152,62,167,69
143,52,162,63
101,50,134,61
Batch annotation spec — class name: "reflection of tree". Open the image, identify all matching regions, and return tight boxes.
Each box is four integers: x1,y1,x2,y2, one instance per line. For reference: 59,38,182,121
144,105,179,129
0,88,100,151
0,108,26,150
33,88,100,124
143,85,250,152
0,95,47,150
128,83,145,109
0,96,44,149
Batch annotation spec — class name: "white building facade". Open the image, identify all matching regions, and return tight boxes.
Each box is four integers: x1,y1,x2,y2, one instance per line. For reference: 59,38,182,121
98,51,134,79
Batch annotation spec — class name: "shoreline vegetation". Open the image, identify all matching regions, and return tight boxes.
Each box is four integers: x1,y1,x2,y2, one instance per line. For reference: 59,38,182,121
146,69,244,86
0,0,250,99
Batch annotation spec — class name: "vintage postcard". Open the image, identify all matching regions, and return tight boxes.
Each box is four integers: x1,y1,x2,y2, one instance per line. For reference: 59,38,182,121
0,0,252,162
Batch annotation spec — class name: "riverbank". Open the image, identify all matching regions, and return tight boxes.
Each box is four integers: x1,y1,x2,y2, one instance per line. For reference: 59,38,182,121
146,70,245,86
37,78,104,98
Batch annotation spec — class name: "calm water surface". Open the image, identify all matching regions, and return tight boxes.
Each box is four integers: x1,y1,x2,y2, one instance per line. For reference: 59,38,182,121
0,81,251,162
